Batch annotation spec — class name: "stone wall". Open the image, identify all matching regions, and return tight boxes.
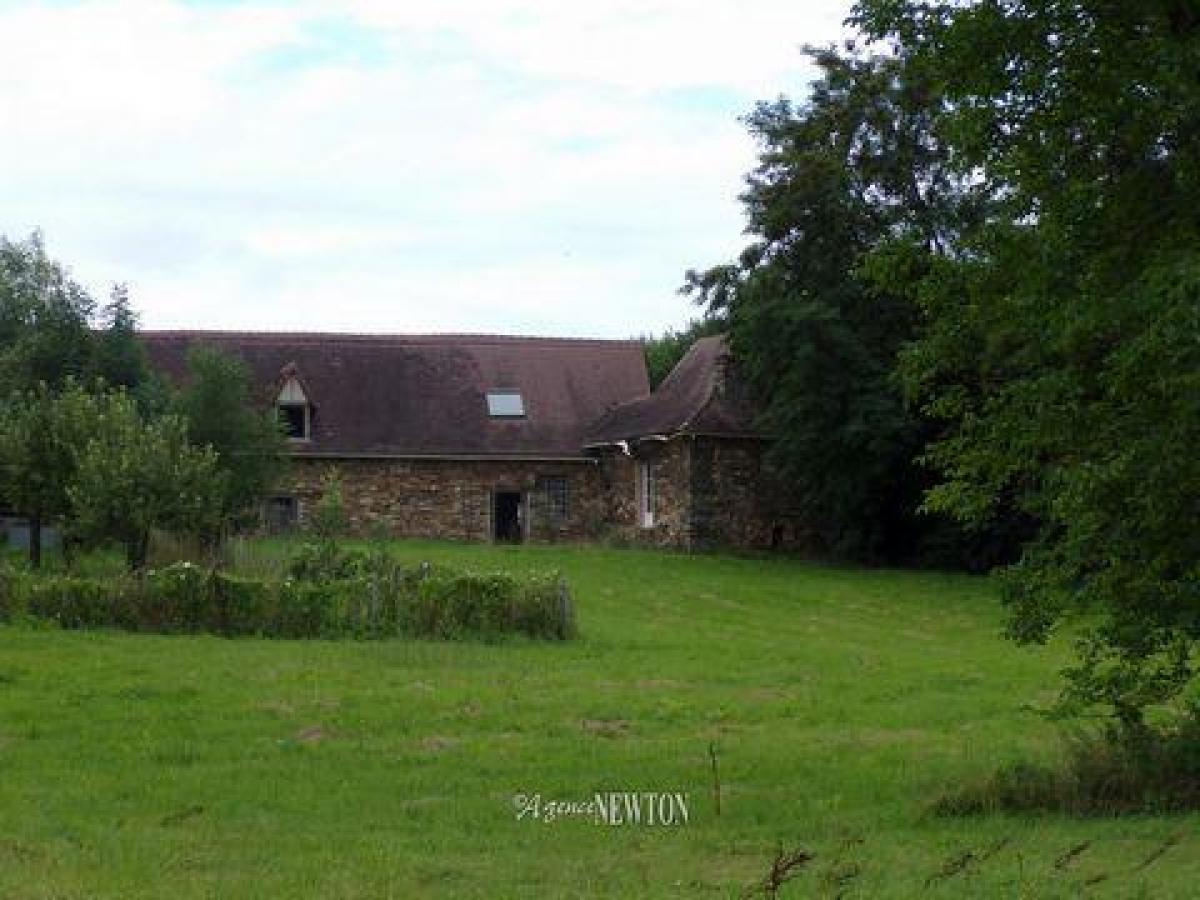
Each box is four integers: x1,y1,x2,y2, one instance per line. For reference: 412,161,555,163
279,457,606,542
272,440,806,552
592,440,690,548
593,436,807,553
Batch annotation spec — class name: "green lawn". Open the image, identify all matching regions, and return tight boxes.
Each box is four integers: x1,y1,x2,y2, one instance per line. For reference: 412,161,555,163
0,542,1195,897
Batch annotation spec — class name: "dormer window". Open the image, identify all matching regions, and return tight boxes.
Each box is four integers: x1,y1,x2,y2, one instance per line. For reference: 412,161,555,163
486,390,525,418
277,376,311,440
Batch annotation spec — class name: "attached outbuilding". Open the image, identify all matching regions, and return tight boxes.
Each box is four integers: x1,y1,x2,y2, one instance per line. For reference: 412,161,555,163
141,330,804,552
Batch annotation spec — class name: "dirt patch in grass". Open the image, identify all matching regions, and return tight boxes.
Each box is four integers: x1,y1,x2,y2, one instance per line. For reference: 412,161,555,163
160,804,205,827
420,735,460,753
295,725,330,744
852,728,931,747
581,718,631,738
256,699,296,718
635,678,683,689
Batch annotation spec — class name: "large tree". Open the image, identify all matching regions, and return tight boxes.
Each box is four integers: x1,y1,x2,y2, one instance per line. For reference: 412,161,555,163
854,0,1200,723
684,45,1002,563
0,234,149,397
0,233,96,395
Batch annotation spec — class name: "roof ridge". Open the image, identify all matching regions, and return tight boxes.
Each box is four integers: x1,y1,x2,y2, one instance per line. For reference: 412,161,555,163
138,329,644,348
678,336,728,432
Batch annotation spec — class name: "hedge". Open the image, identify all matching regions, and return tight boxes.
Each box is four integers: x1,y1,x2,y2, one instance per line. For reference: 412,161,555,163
0,559,575,642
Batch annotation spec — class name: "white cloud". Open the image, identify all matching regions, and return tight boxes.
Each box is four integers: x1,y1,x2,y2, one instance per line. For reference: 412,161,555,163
0,0,854,337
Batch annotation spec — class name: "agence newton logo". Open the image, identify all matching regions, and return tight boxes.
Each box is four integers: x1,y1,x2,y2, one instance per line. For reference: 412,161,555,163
513,791,691,826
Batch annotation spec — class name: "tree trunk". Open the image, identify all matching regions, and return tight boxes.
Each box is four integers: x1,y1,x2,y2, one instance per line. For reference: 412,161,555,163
29,515,42,569
126,531,150,572
62,531,77,572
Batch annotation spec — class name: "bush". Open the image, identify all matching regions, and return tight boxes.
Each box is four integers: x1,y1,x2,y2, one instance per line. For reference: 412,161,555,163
407,571,574,641
3,558,576,642
286,540,365,583
0,561,11,619
933,719,1200,816
212,572,274,636
142,562,209,632
24,576,119,630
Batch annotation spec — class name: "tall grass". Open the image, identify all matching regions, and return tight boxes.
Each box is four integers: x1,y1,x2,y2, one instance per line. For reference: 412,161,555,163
934,718,1200,816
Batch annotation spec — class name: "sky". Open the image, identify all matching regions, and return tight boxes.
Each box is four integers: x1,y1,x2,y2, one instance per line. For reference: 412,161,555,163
1,0,855,338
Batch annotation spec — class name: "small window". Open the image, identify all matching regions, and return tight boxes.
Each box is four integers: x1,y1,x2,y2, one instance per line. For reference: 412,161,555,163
486,390,525,418
278,404,308,439
265,496,299,532
638,461,655,529
277,376,311,440
540,476,569,522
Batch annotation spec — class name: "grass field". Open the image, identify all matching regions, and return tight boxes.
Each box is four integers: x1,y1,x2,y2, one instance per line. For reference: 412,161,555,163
0,541,1196,897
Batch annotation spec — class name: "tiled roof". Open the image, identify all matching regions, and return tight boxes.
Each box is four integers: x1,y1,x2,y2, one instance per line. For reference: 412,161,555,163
584,335,760,445
142,331,650,459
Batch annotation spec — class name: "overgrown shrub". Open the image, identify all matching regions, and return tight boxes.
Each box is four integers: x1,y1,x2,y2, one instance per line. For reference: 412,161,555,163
24,576,120,630
2,558,576,642
308,471,347,539
286,540,366,583
0,560,17,620
141,562,209,632
407,571,575,640
933,720,1200,816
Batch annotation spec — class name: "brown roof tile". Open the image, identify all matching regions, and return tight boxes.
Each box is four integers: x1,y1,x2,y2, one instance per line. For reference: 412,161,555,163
584,335,760,445
141,331,650,459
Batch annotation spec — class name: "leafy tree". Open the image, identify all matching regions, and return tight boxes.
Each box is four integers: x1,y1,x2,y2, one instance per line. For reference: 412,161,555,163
0,233,153,403
309,469,348,540
92,284,148,391
854,1,1200,723
683,45,1002,563
0,233,96,395
70,393,224,571
0,381,105,567
642,318,725,388
175,345,287,538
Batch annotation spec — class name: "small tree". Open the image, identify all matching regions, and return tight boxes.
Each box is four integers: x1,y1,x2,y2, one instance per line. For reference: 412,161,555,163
92,284,148,391
309,469,347,540
70,394,225,571
175,345,287,540
0,381,105,567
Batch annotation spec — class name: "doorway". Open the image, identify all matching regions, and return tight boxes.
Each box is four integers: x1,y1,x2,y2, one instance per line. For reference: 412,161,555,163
493,491,524,542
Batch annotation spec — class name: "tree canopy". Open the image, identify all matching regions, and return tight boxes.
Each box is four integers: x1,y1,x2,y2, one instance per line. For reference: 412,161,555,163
70,393,225,571
851,0,1200,722
683,45,1011,564
175,345,288,537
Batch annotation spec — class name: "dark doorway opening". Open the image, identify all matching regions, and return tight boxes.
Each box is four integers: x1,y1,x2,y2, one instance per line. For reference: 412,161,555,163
494,491,524,542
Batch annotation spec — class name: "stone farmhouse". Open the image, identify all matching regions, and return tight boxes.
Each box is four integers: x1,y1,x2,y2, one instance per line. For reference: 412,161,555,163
141,331,801,551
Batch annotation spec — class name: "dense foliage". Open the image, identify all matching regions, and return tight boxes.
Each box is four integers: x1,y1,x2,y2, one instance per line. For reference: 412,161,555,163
683,46,1015,565
69,393,225,571
0,235,286,569
0,383,101,566
0,556,576,642
175,345,287,536
0,233,149,396
851,0,1200,722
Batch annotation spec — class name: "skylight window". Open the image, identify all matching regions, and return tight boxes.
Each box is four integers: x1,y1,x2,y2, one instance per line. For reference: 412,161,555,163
486,390,525,418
